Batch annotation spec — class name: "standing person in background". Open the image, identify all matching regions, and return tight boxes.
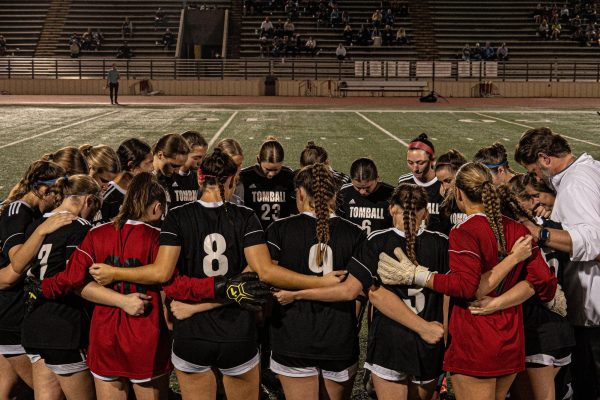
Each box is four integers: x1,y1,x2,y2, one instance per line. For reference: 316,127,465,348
106,64,120,105
515,127,600,400
171,131,207,209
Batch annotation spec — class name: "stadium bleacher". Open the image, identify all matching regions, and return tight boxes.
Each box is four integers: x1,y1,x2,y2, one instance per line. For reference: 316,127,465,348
0,1,51,58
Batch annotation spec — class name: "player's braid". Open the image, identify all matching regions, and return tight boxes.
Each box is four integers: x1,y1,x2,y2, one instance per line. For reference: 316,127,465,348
403,193,419,265
497,184,536,224
313,163,331,267
482,182,507,257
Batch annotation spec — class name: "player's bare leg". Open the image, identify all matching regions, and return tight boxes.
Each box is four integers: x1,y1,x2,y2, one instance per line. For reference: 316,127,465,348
221,363,260,400
278,374,319,400
31,360,63,400
371,373,409,400
94,377,128,400
0,355,21,399
494,373,517,400
55,370,95,400
131,375,169,400
408,380,437,400
320,375,354,400
451,374,497,400
176,369,217,400
6,354,33,388
512,366,559,400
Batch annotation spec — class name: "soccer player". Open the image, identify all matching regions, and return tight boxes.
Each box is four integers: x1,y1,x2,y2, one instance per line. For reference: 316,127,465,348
339,158,393,235
151,133,191,212
79,144,121,194
434,149,468,227
96,138,153,224
20,175,102,400
299,141,351,186
87,149,345,400
216,138,245,205
378,162,559,400
398,134,447,233
171,131,208,209
266,163,365,400
474,142,517,186
41,147,89,175
240,137,296,229
0,160,69,399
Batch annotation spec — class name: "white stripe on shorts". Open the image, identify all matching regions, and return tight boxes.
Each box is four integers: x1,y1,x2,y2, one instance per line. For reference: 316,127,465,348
526,353,572,367
270,357,357,383
91,371,168,384
0,344,26,355
172,350,260,377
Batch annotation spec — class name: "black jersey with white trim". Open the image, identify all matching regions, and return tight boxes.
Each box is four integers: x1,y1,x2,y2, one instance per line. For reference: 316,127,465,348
348,228,448,377
156,173,174,214
398,174,449,234
338,182,394,235
0,201,40,334
171,170,199,209
266,212,366,360
240,165,297,229
160,200,265,342
21,212,91,349
93,181,126,225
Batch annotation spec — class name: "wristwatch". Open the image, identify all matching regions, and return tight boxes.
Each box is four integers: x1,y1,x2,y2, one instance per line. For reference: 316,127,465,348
538,228,551,246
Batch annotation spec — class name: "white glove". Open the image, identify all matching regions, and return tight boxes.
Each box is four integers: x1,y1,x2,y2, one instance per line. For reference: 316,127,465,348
377,247,432,288
544,284,567,317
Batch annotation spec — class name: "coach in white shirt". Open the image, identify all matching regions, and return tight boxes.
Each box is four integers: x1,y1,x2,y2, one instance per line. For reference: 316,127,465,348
515,127,600,400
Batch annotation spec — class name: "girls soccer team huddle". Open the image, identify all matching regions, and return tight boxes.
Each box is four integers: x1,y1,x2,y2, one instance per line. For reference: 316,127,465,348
0,130,573,400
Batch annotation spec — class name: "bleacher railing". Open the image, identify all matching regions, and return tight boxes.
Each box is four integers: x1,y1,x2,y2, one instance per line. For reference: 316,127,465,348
0,58,599,82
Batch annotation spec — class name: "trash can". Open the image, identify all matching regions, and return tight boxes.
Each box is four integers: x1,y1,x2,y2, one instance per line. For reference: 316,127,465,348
265,75,277,96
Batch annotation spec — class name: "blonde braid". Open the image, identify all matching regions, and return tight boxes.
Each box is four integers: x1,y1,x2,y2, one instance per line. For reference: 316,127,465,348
482,182,507,256
497,184,536,224
313,164,331,267
402,193,419,265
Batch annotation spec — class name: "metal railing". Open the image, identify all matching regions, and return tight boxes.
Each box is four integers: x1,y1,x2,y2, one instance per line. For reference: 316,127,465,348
0,58,599,82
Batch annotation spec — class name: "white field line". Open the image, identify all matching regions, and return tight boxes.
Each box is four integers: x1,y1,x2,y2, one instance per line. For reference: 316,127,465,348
207,111,239,148
474,112,600,148
355,112,409,147
137,108,600,114
0,110,120,150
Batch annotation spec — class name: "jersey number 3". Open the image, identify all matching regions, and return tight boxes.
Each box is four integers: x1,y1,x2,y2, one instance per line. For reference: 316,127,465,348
203,233,228,276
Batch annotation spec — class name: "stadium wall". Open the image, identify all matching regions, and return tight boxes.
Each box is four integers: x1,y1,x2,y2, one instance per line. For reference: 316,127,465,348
1,79,599,97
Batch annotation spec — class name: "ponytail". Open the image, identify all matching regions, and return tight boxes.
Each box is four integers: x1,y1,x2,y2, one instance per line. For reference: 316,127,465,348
390,184,428,265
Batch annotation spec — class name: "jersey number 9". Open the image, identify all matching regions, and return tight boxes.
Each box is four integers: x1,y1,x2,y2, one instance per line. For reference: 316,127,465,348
308,244,333,275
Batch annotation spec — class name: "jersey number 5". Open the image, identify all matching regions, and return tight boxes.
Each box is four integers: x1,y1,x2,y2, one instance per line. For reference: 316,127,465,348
203,233,228,276
308,244,333,275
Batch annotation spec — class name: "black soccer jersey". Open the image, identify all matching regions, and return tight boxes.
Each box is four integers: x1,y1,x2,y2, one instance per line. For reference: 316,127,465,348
240,165,297,229
171,170,200,209
156,173,174,213
93,181,126,225
0,201,40,337
21,212,91,349
398,173,450,234
160,200,265,343
338,182,394,235
348,228,448,378
266,213,366,360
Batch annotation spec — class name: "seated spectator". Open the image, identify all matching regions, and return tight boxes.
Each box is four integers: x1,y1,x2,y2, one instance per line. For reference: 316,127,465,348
482,41,495,60
81,29,93,51
272,37,285,57
283,19,295,35
560,4,570,22
162,28,176,50
341,10,350,26
343,24,354,45
462,43,471,60
304,36,318,55
533,3,543,24
274,20,285,38
68,32,80,46
336,43,347,60
551,21,561,40
358,24,371,45
471,42,482,60
69,41,80,58
371,9,382,28
122,17,133,39
496,42,509,60
92,29,104,51
384,9,395,26
330,7,341,27
570,14,582,29
382,25,394,45
585,23,597,46
396,27,409,44
285,0,298,20
116,41,133,58
573,26,587,46
285,35,297,56
371,28,382,46
154,7,167,29
539,18,549,39
260,16,274,37
0,35,6,56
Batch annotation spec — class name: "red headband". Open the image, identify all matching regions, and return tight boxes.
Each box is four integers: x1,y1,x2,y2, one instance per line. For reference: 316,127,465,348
408,141,434,156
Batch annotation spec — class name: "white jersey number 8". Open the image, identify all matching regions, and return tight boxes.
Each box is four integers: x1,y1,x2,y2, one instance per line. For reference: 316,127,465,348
308,244,334,275
203,233,228,276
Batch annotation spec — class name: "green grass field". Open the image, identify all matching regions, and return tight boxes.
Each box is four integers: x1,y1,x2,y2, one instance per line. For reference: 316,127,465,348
1,103,599,399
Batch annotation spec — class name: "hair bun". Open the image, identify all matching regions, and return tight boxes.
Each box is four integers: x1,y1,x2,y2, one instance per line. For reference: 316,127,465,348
265,135,278,142
418,133,429,140
307,141,316,147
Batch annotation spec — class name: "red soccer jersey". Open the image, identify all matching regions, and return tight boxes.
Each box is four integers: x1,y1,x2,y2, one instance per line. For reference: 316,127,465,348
432,214,557,377
42,220,171,379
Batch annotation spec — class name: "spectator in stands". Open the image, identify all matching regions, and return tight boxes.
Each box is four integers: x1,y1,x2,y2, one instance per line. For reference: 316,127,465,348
81,29,93,51
285,0,298,20
372,27,382,46
260,16,274,37
482,41,495,60
0,35,6,56
154,7,167,30
122,17,133,39
396,27,409,44
69,40,81,58
116,41,133,58
341,10,350,26
330,6,341,28
272,37,285,57
497,42,509,60
371,9,383,28
551,21,562,40
462,43,471,60
304,36,318,55
285,35,297,56
561,4,570,22
533,3,544,24
384,9,395,26
274,19,285,38
359,24,371,45
259,35,271,57
69,32,81,46
382,25,394,45
343,24,354,45
570,14,582,29
162,28,176,50
92,29,104,51
585,23,597,46
539,17,550,39
283,19,295,36
471,42,483,60
573,26,587,46
336,43,347,60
